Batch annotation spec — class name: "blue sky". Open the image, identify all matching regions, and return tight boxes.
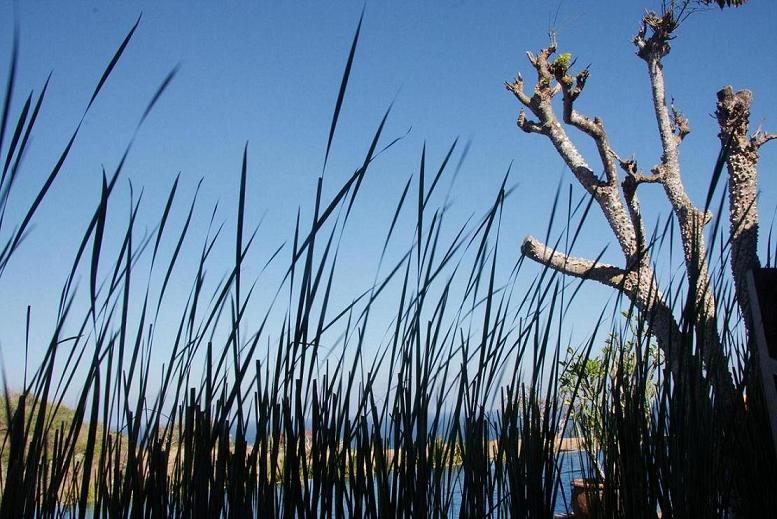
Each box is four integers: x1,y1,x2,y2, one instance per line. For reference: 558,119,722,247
0,1,776,393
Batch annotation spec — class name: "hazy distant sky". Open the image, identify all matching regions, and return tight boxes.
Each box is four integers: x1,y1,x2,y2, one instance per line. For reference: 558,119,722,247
0,1,775,391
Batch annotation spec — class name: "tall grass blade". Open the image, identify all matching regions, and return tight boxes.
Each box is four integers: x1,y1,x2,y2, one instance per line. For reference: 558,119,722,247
323,7,364,173
86,15,141,112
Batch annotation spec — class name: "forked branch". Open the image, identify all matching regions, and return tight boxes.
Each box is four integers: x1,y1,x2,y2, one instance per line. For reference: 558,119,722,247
506,42,638,261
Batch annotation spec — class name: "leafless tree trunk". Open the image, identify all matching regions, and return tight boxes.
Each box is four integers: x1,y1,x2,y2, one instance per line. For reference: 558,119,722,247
507,7,771,405
716,87,776,329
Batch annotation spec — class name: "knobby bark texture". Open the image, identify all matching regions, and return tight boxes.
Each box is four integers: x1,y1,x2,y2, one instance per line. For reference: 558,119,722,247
507,9,771,406
716,86,776,330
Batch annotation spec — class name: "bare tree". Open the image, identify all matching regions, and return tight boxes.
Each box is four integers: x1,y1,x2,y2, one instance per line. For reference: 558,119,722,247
506,2,771,404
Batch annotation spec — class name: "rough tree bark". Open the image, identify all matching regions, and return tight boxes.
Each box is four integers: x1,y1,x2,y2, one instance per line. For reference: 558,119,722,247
716,87,776,329
507,7,770,405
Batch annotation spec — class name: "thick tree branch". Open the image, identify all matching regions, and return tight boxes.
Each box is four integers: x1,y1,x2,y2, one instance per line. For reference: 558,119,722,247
521,235,666,307
716,86,761,332
521,235,628,288
634,12,704,227
632,12,733,399
521,234,686,382
636,17,696,215
634,10,718,335
506,46,604,194
552,63,621,189
621,163,650,259
507,44,639,261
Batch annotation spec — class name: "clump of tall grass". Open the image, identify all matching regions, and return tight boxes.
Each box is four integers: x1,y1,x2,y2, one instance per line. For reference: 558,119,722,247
560,193,777,517
0,18,577,518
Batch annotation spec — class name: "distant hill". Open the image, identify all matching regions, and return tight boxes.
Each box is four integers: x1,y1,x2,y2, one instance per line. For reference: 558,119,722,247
0,393,112,466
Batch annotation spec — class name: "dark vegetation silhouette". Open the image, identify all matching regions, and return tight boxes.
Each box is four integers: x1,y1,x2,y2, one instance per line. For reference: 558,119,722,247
0,3,775,517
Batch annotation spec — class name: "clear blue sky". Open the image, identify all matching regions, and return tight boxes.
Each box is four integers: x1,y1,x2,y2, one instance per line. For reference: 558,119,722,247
0,1,776,392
